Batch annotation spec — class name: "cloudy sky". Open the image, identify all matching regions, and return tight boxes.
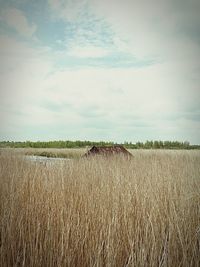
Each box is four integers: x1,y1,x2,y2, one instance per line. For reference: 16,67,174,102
0,0,200,143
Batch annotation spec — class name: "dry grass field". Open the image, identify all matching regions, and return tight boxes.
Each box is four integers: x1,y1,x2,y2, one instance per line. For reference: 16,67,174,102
0,149,200,266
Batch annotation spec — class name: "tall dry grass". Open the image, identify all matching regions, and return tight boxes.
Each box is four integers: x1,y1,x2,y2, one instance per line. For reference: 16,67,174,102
0,149,200,266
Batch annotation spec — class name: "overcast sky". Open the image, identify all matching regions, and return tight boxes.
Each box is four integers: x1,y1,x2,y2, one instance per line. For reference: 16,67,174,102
0,0,200,143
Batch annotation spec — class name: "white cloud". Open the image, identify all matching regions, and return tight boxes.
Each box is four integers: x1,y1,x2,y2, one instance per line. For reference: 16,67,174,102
0,8,37,37
0,35,53,128
68,45,109,58
89,0,161,57
0,33,199,142
48,0,114,53
87,0,200,70
48,0,87,22
42,66,177,114
48,0,200,66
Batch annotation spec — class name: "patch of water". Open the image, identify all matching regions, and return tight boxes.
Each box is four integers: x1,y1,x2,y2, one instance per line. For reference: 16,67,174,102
25,155,70,165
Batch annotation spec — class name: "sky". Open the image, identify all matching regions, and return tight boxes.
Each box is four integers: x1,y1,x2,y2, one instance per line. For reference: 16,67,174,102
0,0,200,144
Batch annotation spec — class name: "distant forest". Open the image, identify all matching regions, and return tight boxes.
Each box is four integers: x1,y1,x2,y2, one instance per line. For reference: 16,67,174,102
0,140,199,149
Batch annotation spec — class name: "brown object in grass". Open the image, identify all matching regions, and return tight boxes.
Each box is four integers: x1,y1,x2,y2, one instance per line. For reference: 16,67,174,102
84,145,133,158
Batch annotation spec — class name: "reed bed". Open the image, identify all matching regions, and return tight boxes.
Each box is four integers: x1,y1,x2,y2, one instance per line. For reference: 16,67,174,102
11,147,86,159
0,149,200,266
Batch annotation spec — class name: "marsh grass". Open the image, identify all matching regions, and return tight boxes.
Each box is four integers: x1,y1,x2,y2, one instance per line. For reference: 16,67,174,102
0,149,200,266
21,148,86,159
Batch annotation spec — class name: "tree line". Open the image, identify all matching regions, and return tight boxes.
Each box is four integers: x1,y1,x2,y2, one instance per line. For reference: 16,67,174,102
0,140,199,149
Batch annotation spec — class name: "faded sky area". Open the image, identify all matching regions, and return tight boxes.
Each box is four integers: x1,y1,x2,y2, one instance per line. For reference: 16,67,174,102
0,0,200,143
